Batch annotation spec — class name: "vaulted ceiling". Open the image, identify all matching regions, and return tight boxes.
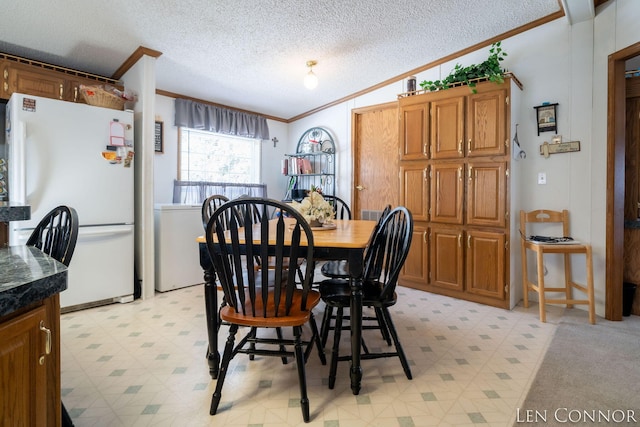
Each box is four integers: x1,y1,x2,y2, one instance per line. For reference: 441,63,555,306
1,0,600,122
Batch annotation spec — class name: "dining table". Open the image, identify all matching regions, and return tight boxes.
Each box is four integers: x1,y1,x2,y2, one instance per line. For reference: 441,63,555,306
197,218,376,395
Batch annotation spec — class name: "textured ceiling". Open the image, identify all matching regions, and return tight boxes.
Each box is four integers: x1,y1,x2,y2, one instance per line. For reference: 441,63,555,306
1,0,562,120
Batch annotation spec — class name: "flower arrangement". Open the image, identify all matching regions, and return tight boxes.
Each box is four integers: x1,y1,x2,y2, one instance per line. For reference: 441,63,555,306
291,186,335,226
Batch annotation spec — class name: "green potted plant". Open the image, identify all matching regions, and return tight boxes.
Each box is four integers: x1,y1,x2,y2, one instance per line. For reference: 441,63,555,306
419,42,508,93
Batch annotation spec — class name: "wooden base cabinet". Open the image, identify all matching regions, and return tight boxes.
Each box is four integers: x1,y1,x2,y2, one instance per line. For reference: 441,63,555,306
398,77,521,309
0,296,61,426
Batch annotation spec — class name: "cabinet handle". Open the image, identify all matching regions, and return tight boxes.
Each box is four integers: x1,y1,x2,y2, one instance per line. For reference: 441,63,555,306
356,185,366,191
423,168,427,182
423,231,427,244
458,140,462,154
468,139,472,153
3,82,7,92
467,235,471,248
40,321,51,355
423,144,428,156
458,166,462,181
3,69,7,79
468,166,473,181
458,234,461,247
59,84,64,99
74,86,79,102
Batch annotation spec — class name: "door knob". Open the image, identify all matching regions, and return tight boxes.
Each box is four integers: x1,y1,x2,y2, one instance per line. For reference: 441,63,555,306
356,185,366,191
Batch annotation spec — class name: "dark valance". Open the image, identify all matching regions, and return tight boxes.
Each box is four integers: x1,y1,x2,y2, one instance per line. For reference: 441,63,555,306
174,98,270,140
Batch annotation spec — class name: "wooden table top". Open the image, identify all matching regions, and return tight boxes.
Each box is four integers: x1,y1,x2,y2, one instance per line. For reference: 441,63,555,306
197,219,376,249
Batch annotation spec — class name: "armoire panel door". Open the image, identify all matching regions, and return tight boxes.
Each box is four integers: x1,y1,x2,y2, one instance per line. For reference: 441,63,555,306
467,89,507,157
466,230,505,299
467,161,506,227
430,96,465,159
430,163,464,224
430,227,464,291
400,164,428,222
400,103,429,160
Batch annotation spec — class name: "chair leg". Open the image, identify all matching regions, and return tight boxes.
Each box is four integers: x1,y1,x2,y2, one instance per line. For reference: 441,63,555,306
536,250,547,323
306,311,326,365
380,307,412,380
586,247,596,324
293,325,311,423
320,305,333,348
564,253,574,308
276,327,288,364
521,245,530,308
328,307,343,389
210,324,238,415
374,307,392,346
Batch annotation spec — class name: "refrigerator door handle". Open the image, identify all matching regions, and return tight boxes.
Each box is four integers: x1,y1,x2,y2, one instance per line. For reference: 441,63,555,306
79,225,134,238
10,120,27,205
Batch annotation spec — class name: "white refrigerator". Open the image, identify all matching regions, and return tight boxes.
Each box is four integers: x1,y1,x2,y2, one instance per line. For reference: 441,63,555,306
6,93,135,310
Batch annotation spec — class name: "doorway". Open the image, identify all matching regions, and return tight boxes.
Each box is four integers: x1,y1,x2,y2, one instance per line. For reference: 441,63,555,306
606,41,640,320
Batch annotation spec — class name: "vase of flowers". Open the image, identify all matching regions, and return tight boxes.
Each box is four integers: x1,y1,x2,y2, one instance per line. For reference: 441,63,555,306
291,186,335,226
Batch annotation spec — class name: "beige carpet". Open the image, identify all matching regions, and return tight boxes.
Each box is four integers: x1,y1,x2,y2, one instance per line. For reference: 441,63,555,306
515,311,640,426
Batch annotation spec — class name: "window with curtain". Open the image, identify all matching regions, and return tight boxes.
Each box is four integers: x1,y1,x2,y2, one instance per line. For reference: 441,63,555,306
178,128,261,183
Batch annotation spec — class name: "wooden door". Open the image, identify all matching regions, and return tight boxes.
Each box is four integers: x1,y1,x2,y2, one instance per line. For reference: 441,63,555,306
400,164,428,222
467,89,507,157
399,102,429,160
429,227,464,291
466,229,506,301
401,223,429,288
466,161,506,227
430,95,465,159
0,306,48,426
352,102,399,219
430,163,464,224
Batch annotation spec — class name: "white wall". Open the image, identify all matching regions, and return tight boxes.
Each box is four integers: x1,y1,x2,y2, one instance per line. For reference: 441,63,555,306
152,0,640,317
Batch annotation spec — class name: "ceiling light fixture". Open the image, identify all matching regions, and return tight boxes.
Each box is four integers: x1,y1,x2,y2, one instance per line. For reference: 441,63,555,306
304,60,318,90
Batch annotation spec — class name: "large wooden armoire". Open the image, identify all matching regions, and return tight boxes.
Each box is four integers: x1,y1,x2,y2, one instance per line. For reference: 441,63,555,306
398,76,522,309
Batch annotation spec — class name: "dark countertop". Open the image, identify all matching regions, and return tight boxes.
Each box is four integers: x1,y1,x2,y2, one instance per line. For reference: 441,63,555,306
0,202,31,222
0,245,67,317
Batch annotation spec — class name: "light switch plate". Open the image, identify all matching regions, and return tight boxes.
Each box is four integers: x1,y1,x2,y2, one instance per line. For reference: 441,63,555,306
538,172,547,185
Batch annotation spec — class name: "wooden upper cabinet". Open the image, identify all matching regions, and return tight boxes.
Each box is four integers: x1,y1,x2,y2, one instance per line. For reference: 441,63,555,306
466,89,507,157
4,62,66,100
430,163,463,224
399,102,429,160
430,95,465,159
466,161,507,227
400,164,429,222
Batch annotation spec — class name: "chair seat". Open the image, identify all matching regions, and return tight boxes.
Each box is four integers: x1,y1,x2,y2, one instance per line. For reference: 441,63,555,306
221,289,321,327
320,260,350,278
319,279,397,308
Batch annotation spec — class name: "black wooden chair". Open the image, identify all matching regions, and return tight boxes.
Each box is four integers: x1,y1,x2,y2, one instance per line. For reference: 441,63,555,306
319,206,413,389
26,205,79,427
319,205,392,348
27,205,79,268
201,194,229,230
205,197,325,423
318,195,353,280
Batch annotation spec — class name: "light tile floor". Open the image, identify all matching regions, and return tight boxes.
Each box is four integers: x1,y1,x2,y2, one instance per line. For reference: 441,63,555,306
60,285,564,427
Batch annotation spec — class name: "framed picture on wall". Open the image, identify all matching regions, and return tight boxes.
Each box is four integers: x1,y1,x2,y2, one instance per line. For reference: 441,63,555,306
154,121,164,153
533,103,558,136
